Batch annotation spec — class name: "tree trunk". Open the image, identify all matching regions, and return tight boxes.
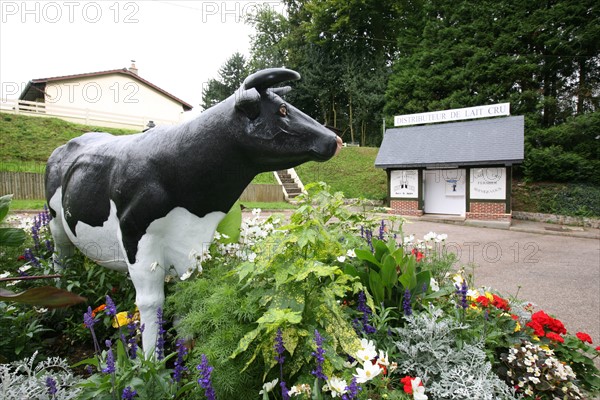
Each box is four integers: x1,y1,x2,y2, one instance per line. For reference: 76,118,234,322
348,94,355,144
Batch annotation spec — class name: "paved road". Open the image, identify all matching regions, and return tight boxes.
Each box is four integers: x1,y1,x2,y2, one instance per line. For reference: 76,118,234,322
401,218,600,345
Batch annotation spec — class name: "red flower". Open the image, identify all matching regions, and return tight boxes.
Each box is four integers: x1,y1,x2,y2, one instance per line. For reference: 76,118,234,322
576,332,593,344
595,346,600,352
400,376,423,394
526,321,546,337
17,255,25,261
411,248,424,262
401,376,414,394
491,294,510,311
546,332,564,343
510,314,519,321
475,296,490,307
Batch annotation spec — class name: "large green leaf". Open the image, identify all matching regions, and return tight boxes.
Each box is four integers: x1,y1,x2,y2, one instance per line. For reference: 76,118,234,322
0,194,13,223
0,227,27,247
354,248,381,270
368,270,384,305
0,286,86,308
216,201,242,243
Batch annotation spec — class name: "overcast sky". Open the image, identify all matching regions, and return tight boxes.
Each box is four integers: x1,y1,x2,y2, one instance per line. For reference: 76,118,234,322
0,1,284,112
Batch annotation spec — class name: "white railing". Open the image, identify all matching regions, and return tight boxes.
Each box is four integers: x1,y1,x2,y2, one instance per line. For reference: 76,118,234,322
0,98,180,130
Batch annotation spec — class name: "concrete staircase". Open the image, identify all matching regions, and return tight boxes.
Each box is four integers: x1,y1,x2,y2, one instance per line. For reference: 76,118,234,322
276,170,303,200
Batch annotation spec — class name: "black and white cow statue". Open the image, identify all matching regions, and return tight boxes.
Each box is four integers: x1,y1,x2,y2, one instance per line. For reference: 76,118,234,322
45,68,343,355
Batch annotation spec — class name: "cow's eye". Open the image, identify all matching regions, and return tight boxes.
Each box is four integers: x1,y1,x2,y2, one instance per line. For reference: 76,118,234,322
278,104,287,117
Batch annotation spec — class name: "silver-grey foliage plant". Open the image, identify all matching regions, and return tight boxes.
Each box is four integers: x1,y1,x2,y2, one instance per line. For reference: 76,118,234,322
0,351,82,400
393,306,521,400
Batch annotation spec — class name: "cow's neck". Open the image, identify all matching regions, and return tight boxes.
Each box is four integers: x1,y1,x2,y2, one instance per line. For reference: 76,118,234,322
147,113,258,216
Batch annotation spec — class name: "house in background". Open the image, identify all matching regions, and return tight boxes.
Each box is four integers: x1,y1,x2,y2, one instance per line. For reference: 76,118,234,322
17,62,192,129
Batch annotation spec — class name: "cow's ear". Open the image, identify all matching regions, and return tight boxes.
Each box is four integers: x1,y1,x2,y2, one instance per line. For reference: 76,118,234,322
235,88,261,120
268,86,292,97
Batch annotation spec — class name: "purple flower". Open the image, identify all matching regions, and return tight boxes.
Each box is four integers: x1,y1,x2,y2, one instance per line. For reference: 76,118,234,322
274,329,289,399
172,339,188,383
274,328,285,364
156,308,166,360
280,381,290,400
83,306,97,329
378,220,385,240
311,329,327,380
44,239,54,253
122,386,137,399
403,288,412,316
127,314,138,359
102,340,115,374
45,376,58,397
197,354,216,400
342,377,361,400
455,280,468,310
23,248,40,269
356,291,376,334
105,295,117,317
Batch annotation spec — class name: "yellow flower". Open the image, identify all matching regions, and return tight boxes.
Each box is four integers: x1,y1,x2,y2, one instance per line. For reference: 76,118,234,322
514,321,521,332
484,292,494,301
112,309,139,328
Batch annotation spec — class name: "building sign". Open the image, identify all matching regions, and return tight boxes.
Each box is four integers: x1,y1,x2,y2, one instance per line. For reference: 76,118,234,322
394,103,510,127
470,168,506,199
390,169,418,198
444,169,466,196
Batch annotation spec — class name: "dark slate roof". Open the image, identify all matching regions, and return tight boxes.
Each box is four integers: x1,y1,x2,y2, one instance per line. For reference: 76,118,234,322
375,116,524,168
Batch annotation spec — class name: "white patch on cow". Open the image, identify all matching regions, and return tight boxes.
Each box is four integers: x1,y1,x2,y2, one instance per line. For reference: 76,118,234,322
61,199,129,272
131,208,225,278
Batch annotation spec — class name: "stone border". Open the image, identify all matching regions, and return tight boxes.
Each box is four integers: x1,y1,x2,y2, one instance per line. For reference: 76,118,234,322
512,211,600,229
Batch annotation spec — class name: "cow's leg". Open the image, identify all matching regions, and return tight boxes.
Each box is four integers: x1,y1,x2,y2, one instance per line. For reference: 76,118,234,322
128,252,167,357
47,192,76,270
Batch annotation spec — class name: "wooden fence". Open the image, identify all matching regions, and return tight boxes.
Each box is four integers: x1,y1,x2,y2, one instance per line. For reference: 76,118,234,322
1,171,45,200
1,172,285,203
0,98,179,130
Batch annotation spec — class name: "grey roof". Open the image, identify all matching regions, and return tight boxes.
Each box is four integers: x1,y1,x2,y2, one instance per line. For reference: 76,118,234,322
375,116,524,168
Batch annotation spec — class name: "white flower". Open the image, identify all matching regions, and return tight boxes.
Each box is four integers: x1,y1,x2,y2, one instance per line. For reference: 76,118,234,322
288,383,311,397
325,376,347,398
259,378,278,394
346,249,356,258
377,350,389,367
337,255,346,263
180,269,193,281
343,360,358,369
247,252,257,262
404,234,415,244
356,339,377,363
436,233,448,242
423,231,437,241
252,208,261,216
0,271,10,279
353,361,382,383
429,277,439,292
411,377,428,400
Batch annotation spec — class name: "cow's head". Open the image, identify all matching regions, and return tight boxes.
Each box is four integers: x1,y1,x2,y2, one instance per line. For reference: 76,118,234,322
234,68,342,171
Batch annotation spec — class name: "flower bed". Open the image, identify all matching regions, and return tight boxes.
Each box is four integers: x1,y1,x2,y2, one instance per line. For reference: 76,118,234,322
1,184,599,399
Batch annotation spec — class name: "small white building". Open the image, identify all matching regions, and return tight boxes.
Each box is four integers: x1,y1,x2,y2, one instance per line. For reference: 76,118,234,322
18,63,192,129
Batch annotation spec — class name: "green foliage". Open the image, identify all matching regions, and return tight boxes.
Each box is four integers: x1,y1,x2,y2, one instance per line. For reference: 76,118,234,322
393,308,519,400
166,262,265,399
295,147,387,200
0,194,26,247
231,183,365,379
0,303,49,362
513,182,600,217
0,112,136,164
76,338,196,399
201,52,248,110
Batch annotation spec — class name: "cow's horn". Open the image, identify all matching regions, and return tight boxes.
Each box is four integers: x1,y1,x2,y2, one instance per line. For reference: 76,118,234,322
243,68,300,92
